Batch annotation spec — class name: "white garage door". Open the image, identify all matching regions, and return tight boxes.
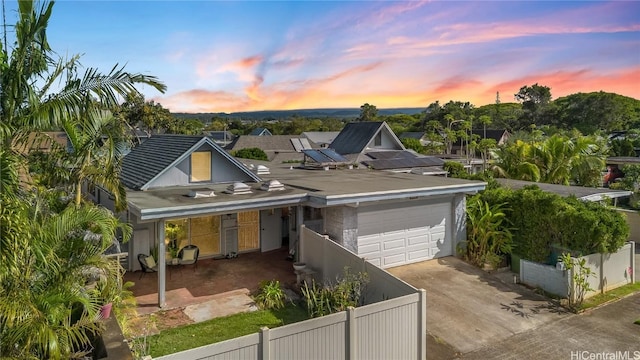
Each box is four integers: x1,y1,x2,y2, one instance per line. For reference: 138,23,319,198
357,199,452,268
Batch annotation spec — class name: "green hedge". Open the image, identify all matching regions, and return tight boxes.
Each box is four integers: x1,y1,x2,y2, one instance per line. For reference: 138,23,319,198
231,147,268,161
476,186,629,262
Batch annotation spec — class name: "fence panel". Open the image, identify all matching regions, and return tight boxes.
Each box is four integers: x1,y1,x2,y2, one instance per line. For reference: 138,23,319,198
155,333,259,360
268,312,347,360
355,293,420,360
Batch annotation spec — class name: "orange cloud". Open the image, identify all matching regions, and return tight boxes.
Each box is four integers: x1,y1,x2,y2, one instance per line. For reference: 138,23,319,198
236,55,263,69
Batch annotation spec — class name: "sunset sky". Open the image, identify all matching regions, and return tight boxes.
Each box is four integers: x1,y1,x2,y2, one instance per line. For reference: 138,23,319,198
9,1,640,113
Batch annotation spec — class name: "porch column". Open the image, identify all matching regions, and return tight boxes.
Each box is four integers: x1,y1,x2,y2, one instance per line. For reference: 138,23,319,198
296,205,304,261
157,220,167,308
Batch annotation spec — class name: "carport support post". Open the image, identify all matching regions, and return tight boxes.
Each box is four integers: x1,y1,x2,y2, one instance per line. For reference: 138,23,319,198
157,220,166,308
418,289,427,360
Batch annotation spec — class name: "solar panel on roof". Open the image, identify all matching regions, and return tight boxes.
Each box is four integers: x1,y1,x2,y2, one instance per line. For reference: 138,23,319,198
303,149,333,164
366,151,416,160
299,138,312,150
363,156,444,170
319,148,348,162
291,138,303,152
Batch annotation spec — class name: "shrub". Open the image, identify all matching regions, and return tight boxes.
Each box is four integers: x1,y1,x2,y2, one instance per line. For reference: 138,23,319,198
401,138,424,154
301,267,369,318
443,161,465,177
254,280,286,310
231,147,268,161
476,186,629,262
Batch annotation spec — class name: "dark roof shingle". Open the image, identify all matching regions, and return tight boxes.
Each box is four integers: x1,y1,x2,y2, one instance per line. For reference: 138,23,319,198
329,122,384,155
121,135,206,190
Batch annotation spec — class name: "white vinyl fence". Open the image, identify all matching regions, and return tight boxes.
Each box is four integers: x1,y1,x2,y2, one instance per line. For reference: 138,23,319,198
155,226,426,360
520,241,635,300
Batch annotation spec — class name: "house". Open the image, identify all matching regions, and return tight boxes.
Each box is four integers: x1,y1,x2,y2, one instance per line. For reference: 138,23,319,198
451,129,510,156
248,127,272,136
301,131,341,148
225,134,319,163
399,132,431,146
103,134,485,307
204,130,236,147
330,122,446,173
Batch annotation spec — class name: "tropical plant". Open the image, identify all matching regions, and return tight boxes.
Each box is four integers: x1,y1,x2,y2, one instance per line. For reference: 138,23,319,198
492,134,606,186
0,0,165,174
0,191,132,358
58,109,131,210
459,197,513,268
254,280,286,310
560,253,594,311
301,267,369,318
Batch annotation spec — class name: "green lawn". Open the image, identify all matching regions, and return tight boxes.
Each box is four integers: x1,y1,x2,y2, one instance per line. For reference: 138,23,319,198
145,304,309,358
579,282,640,312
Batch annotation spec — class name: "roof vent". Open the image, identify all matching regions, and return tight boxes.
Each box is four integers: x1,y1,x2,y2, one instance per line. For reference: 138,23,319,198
188,188,216,198
224,182,252,195
255,165,270,175
260,179,285,191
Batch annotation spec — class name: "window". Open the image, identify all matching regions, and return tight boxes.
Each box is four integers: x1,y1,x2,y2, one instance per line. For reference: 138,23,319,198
191,152,211,182
374,132,382,146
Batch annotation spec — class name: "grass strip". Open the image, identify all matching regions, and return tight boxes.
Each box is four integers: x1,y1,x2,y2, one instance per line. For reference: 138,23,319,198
145,304,308,357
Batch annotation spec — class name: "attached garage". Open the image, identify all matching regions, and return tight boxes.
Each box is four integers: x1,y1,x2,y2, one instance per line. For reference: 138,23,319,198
357,198,453,268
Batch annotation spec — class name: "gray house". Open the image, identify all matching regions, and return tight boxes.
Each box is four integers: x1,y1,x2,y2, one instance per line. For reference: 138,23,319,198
330,122,446,173
100,134,485,307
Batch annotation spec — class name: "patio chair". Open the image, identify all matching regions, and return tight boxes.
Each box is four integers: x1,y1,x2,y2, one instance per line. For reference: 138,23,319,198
137,253,158,279
178,245,199,271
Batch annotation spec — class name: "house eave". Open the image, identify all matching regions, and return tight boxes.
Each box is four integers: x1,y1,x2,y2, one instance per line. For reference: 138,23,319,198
136,194,307,221
309,183,487,206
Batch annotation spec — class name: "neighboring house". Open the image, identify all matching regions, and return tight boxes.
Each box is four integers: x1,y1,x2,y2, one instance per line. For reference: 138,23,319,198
226,134,319,163
400,132,430,146
451,129,510,156
204,130,236,147
330,122,446,173
99,134,486,307
495,178,633,203
301,131,341,148
249,127,272,136
14,131,70,154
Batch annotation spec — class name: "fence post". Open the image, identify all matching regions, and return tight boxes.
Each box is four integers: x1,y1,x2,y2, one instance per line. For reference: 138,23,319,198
418,289,427,360
600,253,605,294
347,306,357,360
631,241,636,284
260,327,270,360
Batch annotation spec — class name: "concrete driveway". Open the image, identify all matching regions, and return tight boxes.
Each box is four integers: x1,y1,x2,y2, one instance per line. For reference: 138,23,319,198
388,257,570,355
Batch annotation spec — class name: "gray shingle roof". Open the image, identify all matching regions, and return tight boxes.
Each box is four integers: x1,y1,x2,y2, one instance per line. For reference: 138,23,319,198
121,135,206,190
400,132,426,140
329,122,385,155
226,135,319,152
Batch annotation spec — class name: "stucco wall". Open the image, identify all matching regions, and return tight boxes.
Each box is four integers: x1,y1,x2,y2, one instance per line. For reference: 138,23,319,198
520,260,569,297
324,206,358,253
618,209,640,242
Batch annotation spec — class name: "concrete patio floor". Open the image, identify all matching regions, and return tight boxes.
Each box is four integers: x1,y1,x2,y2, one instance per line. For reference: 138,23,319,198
124,247,298,316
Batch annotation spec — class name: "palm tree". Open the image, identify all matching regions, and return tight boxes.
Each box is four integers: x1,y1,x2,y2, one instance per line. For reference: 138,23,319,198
491,140,541,181
0,190,131,359
61,108,130,210
1,0,166,147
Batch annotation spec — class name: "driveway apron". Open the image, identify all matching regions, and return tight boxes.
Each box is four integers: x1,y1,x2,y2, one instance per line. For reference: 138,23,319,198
388,257,570,354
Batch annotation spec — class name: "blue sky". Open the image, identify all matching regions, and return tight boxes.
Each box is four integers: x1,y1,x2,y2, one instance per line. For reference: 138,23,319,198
5,0,640,113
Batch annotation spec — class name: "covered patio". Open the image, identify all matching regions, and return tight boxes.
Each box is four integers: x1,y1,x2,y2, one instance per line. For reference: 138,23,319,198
124,247,298,316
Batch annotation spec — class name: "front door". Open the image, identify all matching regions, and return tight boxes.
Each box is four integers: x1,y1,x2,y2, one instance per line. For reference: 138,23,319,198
260,209,282,252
